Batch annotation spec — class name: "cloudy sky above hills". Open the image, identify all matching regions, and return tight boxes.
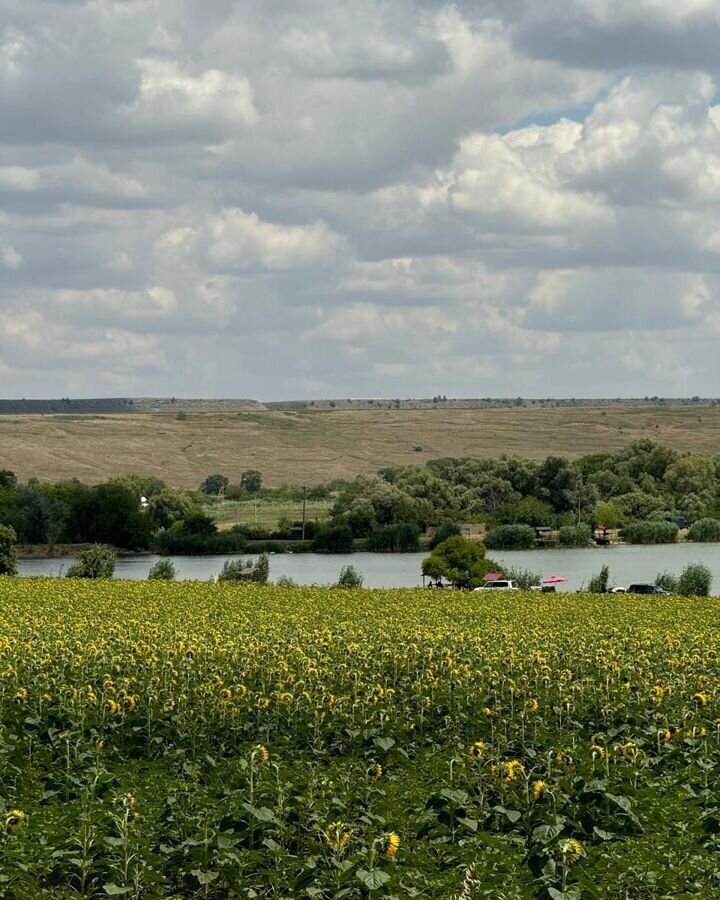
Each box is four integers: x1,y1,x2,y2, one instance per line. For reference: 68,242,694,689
3,0,720,399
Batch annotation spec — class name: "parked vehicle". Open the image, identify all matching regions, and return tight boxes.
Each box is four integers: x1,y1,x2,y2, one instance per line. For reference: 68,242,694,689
475,580,519,591
622,583,671,595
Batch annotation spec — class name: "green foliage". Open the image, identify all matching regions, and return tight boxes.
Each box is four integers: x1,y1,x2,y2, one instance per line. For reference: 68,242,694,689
687,517,720,542
621,521,679,544
71,482,153,549
217,553,269,584
17,487,67,548
595,500,622,528
428,521,462,549
146,489,196,531
0,469,17,489
677,563,712,597
335,564,364,588
148,558,177,581
504,567,540,589
655,571,679,592
495,496,554,527
558,523,592,547
154,526,246,556
177,512,217,536
200,474,229,496
421,535,494,589
312,524,354,553
0,524,18,575
240,470,263,493
587,564,610,594
485,524,535,550
66,545,116,579
365,523,420,552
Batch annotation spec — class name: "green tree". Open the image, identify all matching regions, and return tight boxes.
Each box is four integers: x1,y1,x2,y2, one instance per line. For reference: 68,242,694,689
558,523,592,547
621,521,678,544
336,565,363,588
587,565,610,594
678,563,712,597
66,545,116,579
484,524,535,550
217,554,269,583
594,501,622,529
17,487,67,550
421,536,496,589
200,474,229,496
365,523,420,552
495,497,554,527
687,518,720,542
148,558,177,581
0,525,18,575
312,524,354,553
240,470,263,493
179,512,218,536
72,482,152,549
0,470,17,489
428,522,462,549
147,489,196,531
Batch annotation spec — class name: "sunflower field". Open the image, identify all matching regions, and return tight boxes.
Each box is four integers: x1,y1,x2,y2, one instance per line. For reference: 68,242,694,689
0,578,719,898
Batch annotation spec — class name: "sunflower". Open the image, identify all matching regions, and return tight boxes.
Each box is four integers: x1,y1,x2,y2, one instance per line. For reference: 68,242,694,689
252,744,270,767
5,810,25,833
532,780,545,801
467,740,487,760
322,821,351,852
384,831,400,859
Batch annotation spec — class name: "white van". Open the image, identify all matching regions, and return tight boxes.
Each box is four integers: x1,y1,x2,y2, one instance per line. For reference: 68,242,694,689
474,580,519,591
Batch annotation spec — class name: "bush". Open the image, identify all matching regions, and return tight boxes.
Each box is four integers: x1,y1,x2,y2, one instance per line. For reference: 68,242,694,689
428,522,462,549
148,558,176,581
687,518,720,542
505,567,541,589
558,523,592,547
217,553,269,584
0,524,17,576
365,523,420,552
276,575,296,587
587,565,610,594
312,525,354,553
155,528,246,555
66,545,116,579
485,524,535,550
678,563,712,597
655,571,679,592
336,565,364,589
621,521,679,544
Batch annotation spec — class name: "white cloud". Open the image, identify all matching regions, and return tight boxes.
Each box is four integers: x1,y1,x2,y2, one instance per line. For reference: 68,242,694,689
2,1,720,399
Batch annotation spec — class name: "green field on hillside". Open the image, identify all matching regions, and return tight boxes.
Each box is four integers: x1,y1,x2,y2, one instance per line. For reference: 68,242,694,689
209,498,332,530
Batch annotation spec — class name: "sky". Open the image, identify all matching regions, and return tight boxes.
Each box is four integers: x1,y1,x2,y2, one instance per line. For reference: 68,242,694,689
3,0,720,400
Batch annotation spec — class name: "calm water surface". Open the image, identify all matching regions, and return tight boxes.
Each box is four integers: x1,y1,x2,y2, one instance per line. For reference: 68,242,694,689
17,544,720,592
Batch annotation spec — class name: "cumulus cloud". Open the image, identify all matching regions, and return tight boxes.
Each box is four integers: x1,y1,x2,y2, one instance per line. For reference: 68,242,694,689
2,0,720,398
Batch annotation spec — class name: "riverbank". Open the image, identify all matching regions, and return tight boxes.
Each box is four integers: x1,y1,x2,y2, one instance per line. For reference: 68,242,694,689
15,543,720,592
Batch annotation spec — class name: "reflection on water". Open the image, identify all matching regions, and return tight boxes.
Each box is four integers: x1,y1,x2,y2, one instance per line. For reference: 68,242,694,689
17,544,720,593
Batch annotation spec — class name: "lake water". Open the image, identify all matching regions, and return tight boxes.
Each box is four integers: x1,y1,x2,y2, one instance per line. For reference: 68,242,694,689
16,544,720,592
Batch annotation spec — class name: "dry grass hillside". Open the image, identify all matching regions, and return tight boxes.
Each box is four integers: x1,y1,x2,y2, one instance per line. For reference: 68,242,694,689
1,405,720,488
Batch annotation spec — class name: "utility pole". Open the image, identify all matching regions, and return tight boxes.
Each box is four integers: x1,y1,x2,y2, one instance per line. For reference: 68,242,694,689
301,484,307,541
